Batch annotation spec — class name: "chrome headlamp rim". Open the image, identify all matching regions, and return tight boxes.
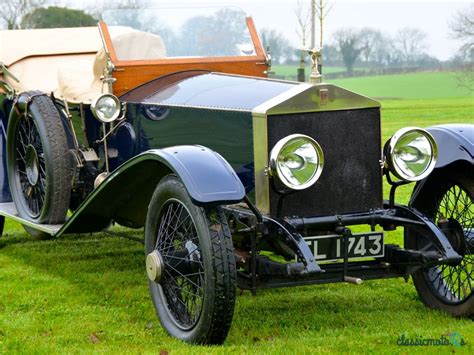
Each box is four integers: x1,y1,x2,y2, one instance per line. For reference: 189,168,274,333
386,126,438,182
91,93,121,123
269,133,324,190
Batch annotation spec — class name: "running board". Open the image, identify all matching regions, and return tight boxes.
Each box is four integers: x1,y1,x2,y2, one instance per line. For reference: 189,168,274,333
0,202,62,235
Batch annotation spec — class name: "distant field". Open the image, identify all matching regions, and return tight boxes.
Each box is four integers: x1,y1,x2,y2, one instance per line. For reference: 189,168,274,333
273,66,473,100
329,71,473,99
0,95,472,353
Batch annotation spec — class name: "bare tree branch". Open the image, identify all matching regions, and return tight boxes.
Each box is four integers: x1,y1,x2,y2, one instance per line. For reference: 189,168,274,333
0,0,47,29
295,0,311,46
395,27,428,64
450,4,474,92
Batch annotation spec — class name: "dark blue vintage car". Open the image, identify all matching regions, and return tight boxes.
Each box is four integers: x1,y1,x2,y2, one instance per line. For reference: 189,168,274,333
0,7,472,345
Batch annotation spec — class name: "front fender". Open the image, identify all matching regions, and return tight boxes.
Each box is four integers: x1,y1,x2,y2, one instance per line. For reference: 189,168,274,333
409,124,473,205
428,124,474,168
59,146,245,235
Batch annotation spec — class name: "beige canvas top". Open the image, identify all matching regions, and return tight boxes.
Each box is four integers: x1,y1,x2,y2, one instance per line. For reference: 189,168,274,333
0,26,166,103
0,27,101,66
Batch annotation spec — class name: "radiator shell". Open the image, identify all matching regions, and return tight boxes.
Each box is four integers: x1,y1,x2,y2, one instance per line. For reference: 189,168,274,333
267,108,383,217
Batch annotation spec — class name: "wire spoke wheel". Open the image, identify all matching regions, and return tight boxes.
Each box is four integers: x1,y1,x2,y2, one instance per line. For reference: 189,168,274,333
13,114,47,218
408,169,473,316
156,199,205,329
425,184,473,304
145,175,236,344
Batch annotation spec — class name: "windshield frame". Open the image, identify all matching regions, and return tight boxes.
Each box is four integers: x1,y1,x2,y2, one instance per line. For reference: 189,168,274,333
98,17,267,67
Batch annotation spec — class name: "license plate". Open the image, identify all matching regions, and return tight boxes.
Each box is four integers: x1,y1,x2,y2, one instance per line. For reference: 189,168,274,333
304,232,384,261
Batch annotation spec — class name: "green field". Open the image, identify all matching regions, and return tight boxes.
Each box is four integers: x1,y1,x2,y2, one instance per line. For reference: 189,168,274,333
0,72,473,353
330,71,473,99
274,66,473,100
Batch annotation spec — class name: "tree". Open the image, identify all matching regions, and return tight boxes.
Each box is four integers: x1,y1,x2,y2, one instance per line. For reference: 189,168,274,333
179,8,248,57
450,4,474,91
370,34,393,67
358,28,384,63
314,0,333,50
450,3,474,59
260,29,293,64
295,0,311,48
0,0,45,29
334,29,362,73
395,27,428,64
321,44,341,66
22,7,98,29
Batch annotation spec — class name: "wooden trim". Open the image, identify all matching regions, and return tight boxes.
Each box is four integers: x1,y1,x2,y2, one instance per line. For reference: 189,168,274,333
246,17,266,58
98,21,118,62
112,55,264,67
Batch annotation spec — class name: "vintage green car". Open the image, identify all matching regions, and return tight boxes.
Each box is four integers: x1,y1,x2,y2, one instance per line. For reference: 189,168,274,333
0,7,472,345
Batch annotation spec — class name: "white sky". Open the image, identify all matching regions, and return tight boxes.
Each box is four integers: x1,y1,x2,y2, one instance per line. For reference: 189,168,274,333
75,0,471,60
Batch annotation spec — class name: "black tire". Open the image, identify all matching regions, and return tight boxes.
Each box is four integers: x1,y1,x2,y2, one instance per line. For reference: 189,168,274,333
6,91,71,228
145,175,236,345
407,168,473,317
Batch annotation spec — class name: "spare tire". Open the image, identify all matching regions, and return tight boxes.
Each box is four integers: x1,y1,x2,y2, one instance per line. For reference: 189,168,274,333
6,91,71,226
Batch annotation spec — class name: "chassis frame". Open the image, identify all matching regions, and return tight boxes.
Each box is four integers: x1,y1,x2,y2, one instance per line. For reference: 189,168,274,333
226,188,464,292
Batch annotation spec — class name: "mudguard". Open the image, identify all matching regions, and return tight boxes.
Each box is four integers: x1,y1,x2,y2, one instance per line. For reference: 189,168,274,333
59,145,246,235
410,124,473,205
427,124,474,168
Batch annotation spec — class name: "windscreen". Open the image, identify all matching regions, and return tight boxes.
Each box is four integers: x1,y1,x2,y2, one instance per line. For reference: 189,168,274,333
102,7,257,60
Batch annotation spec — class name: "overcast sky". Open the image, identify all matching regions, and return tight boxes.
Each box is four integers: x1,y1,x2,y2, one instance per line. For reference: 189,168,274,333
74,0,471,60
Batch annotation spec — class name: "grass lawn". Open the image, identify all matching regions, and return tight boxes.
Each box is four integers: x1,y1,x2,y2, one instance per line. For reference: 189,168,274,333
0,94,473,353
329,71,473,99
274,65,473,100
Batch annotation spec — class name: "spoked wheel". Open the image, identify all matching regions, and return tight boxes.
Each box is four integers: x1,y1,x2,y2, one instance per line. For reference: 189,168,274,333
13,114,47,218
407,169,473,316
145,175,236,344
6,91,71,239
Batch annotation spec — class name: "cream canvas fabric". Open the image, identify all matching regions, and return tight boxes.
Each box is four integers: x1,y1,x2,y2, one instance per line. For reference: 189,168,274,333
0,27,101,67
0,26,166,103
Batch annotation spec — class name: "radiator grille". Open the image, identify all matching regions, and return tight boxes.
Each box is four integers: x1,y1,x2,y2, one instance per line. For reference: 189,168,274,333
267,108,382,217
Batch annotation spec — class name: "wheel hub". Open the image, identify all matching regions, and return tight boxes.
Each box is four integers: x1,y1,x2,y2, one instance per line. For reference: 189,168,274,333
146,250,164,283
25,144,40,186
446,218,467,256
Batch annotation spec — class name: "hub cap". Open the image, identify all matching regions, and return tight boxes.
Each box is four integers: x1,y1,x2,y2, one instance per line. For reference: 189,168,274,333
25,144,40,186
146,250,164,282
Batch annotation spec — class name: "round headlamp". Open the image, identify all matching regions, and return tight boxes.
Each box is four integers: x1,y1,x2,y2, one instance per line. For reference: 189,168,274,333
385,127,437,182
91,94,121,123
269,134,324,190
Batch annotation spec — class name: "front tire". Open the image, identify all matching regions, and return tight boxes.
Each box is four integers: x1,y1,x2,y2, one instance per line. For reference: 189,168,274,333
407,168,473,317
145,175,236,344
